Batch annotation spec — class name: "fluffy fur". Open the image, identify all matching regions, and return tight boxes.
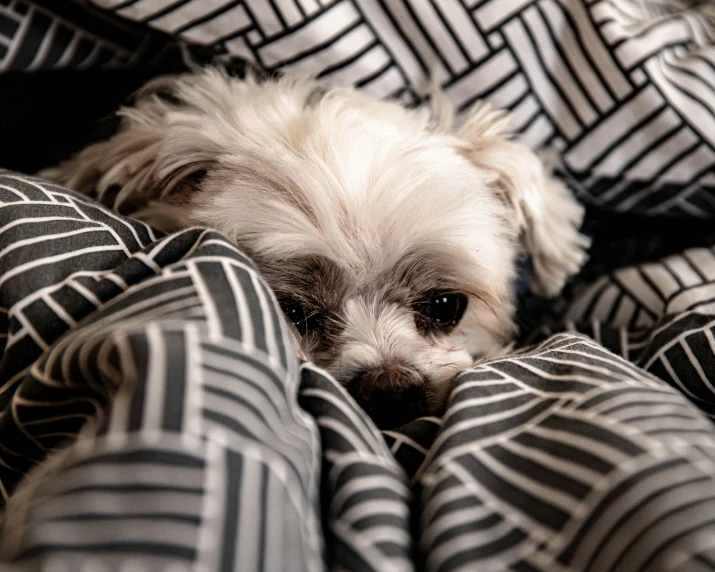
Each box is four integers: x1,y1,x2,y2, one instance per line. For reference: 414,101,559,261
42,68,589,428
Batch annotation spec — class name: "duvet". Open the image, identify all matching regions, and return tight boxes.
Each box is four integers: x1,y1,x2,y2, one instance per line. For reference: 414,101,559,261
1,1,715,570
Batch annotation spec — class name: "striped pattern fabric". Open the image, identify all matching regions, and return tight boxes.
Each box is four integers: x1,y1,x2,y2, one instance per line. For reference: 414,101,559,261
3,1,715,571
417,334,715,571
83,0,715,216
0,171,325,570
2,171,715,571
562,245,715,419
0,0,179,72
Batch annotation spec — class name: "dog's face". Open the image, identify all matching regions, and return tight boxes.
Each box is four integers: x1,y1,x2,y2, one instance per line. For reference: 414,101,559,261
45,70,589,429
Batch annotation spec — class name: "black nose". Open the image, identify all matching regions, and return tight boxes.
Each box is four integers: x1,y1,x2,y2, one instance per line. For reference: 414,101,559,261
348,367,428,430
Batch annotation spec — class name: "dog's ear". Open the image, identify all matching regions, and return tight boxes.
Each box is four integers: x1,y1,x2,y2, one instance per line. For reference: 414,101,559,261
40,73,220,216
457,103,590,297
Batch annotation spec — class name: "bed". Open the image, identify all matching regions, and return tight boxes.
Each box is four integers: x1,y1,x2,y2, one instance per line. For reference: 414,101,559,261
1,1,715,570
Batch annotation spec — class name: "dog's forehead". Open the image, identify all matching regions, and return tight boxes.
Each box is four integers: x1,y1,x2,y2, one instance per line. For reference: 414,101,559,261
260,255,346,298
261,241,472,307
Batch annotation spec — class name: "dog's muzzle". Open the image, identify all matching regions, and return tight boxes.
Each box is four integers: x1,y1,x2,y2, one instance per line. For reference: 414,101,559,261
348,366,428,430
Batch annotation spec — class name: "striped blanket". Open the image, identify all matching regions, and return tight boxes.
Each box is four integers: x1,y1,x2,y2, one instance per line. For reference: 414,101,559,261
1,1,715,571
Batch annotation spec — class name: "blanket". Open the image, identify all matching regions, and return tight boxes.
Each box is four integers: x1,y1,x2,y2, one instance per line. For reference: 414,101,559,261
2,1,715,571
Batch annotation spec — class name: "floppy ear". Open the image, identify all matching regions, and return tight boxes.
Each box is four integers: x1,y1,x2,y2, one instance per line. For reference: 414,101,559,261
40,73,221,218
457,102,590,297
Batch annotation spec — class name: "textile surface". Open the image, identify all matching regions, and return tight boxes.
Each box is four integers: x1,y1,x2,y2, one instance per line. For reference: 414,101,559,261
2,1,715,571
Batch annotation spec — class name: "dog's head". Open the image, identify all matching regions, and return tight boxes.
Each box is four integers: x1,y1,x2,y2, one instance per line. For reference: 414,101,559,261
46,69,589,429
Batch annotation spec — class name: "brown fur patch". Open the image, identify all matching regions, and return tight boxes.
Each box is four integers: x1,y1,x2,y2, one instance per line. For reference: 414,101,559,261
257,255,348,366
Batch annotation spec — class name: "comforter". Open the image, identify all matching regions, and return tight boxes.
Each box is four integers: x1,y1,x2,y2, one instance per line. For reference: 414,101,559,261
1,1,715,571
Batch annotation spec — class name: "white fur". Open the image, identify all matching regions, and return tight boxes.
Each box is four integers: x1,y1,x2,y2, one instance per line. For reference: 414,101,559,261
0,70,588,549
42,68,589,412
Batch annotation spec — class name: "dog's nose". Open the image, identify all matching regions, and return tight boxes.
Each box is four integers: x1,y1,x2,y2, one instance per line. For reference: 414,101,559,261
348,367,427,430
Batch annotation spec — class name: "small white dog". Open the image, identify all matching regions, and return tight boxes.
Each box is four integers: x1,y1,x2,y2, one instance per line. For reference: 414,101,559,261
44,68,589,429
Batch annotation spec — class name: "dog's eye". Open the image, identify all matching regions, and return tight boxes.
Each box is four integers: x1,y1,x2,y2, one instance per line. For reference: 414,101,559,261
280,300,320,336
414,292,467,333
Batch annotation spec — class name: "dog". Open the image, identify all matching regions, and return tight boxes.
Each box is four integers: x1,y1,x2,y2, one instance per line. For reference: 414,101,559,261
42,68,589,429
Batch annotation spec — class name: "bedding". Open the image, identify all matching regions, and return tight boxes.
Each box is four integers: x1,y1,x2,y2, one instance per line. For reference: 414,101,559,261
2,1,715,571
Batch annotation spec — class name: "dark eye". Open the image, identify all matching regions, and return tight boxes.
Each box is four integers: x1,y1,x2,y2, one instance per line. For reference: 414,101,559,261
280,300,320,336
414,292,467,333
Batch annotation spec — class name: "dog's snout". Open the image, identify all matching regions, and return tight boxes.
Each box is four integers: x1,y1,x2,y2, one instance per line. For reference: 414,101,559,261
348,366,427,430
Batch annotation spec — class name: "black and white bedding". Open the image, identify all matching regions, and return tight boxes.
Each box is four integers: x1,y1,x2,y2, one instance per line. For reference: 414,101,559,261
2,1,715,571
